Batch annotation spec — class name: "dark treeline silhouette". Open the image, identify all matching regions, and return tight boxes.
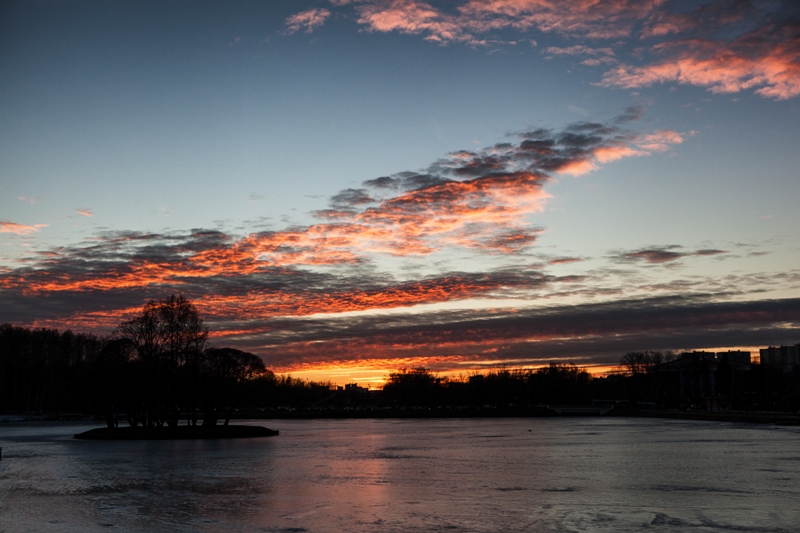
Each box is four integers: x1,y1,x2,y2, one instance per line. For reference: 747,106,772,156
0,323,104,413
2,301,800,417
0,296,334,423
381,364,592,409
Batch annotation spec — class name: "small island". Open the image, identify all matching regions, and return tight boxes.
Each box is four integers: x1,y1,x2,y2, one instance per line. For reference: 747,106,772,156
71,295,279,440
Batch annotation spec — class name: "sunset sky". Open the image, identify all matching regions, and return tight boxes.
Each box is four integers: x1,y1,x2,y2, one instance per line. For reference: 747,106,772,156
2,0,799,385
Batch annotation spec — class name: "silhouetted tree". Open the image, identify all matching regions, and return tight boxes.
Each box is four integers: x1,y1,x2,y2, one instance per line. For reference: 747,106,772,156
117,295,208,427
619,351,666,402
93,338,137,428
531,363,591,405
383,368,443,407
202,348,266,426
0,324,103,413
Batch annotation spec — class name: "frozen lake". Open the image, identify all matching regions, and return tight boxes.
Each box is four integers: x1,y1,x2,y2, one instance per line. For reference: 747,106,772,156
1,417,799,532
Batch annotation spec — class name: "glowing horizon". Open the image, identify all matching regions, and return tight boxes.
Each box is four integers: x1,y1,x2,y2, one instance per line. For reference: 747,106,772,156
2,1,799,381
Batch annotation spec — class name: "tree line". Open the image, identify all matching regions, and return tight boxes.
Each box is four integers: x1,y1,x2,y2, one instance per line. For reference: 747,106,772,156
381,364,594,408
0,295,333,424
2,297,799,418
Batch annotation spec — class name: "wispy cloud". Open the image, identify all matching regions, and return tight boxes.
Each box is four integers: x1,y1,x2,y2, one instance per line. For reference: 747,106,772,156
0,114,710,372
548,256,583,265
355,0,479,44
545,45,614,56
0,221,48,235
76,208,93,217
343,0,662,44
221,295,800,369
602,17,800,99
286,8,331,34
615,245,728,264
296,0,800,100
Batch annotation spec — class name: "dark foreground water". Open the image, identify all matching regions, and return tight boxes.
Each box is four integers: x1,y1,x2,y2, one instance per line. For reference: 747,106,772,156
1,417,798,532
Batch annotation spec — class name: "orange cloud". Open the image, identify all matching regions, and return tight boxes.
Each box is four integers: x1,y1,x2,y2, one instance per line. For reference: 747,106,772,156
0,115,687,336
14,268,559,334
218,296,800,371
193,271,552,320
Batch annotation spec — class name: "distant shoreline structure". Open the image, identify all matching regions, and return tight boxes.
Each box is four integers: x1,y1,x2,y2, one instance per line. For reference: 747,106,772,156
4,407,797,428
189,407,799,425
74,424,279,440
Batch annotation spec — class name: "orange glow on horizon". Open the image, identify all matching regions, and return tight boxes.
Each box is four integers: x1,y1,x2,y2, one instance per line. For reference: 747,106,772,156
273,358,620,388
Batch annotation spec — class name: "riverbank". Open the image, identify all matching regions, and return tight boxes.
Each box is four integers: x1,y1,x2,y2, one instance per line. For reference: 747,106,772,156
7,407,799,425
74,425,279,440
232,407,800,423
237,407,559,419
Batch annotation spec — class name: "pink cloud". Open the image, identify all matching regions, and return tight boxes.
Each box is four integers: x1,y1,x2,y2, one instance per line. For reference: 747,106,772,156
342,0,663,45
592,145,646,163
76,208,93,217
602,25,800,100
641,16,693,39
555,159,598,176
356,0,477,44
286,8,331,34
557,129,682,172
0,221,48,235
637,130,683,152
323,1,799,101
458,0,663,39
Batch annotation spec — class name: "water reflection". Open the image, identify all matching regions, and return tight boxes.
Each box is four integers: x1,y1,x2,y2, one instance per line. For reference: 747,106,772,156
1,419,799,532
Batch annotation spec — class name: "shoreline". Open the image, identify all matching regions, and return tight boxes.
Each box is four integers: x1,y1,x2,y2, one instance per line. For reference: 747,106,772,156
73,425,279,440
6,408,799,426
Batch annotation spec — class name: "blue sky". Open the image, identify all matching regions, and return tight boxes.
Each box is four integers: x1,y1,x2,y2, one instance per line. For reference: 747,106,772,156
2,0,799,384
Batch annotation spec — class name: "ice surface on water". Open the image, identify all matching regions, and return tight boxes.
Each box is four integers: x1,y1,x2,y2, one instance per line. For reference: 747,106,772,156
1,418,799,532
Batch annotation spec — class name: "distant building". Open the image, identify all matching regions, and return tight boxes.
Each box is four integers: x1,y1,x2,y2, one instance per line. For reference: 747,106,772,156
715,350,752,365
344,383,369,393
759,345,800,367
681,351,716,358
468,374,485,385
656,351,752,410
